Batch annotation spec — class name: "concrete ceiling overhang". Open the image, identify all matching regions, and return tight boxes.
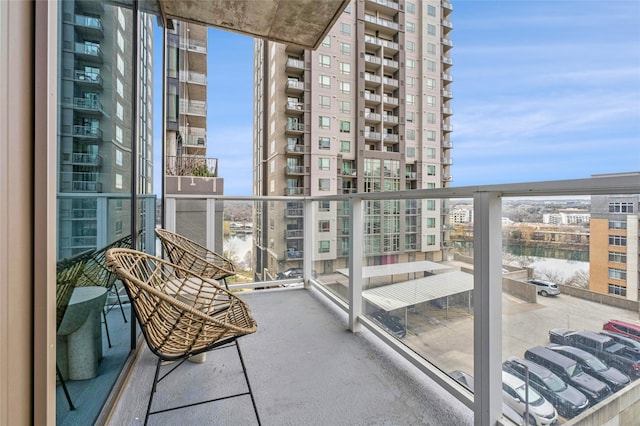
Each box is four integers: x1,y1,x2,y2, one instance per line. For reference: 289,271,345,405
156,0,350,49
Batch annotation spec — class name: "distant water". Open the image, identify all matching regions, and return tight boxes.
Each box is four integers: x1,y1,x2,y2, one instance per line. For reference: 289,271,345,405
507,256,589,281
225,234,253,269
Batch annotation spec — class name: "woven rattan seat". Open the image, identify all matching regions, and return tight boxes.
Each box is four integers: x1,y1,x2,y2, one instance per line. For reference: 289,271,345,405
155,228,237,288
105,248,260,425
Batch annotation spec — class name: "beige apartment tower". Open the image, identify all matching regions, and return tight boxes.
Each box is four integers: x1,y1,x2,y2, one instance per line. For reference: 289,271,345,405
253,0,453,279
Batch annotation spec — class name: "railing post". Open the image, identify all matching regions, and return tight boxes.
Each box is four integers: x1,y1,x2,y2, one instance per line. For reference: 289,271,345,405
206,198,216,252
473,191,502,426
303,198,313,289
348,197,363,332
165,197,176,233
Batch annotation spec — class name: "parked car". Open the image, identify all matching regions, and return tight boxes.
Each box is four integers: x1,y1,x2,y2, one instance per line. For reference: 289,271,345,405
599,330,640,351
546,345,630,392
524,345,611,404
528,279,560,297
502,371,558,426
502,357,589,419
371,310,406,338
603,319,640,342
277,268,303,279
549,328,640,379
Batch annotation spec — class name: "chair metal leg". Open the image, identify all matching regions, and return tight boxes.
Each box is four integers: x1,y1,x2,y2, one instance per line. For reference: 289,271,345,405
102,310,112,348
235,340,261,426
144,358,163,426
56,364,75,411
113,283,128,323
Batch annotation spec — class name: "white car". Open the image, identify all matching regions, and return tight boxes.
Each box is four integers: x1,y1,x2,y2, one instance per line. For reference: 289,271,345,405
502,371,558,426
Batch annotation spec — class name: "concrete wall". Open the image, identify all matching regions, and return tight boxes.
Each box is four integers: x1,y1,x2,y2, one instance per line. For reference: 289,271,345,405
502,277,538,303
557,284,639,312
568,378,640,426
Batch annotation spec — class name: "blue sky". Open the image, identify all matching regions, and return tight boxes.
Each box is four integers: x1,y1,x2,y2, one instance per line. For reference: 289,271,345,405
154,1,640,196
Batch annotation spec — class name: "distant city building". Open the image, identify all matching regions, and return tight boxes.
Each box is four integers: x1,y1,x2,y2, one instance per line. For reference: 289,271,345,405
253,0,454,279
57,2,154,258
589,172,640,301
543,209,590,225
450,208,472,224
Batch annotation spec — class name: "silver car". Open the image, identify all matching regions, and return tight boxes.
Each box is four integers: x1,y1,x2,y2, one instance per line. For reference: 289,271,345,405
529,279,560,297
502,371,558,426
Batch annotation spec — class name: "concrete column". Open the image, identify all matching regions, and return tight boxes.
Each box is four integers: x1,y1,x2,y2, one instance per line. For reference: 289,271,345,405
348,197,363,332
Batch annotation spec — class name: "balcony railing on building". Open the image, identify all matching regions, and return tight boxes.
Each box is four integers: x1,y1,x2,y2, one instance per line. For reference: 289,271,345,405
165,156,218,177
364,92,382,103
443,1,453,11
72,97,103,113
383,77,398,87
286,80,305,92
286,165,305,175
286,229,304,239
179,70,206,84
73,69,103,88
286,102,304,114
179,38,207,53
285,187,305,196
383,95,399,105
367,0,399,11
72,125,102,140
74,14,103,32
382,58,399,69
364,34,399,51
285,122,305,133
73,42,103,59
442,89,453,99
286,144,306,154
286,58,305,72
180,99,206,116
383,114,399,124
365,112,381,122
364,14,399,31
70,153,101,166
285,249,303,259
383,133,399,142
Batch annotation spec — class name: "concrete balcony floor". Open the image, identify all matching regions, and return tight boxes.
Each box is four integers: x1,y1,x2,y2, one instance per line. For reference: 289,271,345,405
107,286,473,425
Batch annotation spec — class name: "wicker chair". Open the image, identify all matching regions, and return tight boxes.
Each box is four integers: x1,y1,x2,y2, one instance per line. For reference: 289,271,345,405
76,234,133,347
155,228,237,289
105,248,260,425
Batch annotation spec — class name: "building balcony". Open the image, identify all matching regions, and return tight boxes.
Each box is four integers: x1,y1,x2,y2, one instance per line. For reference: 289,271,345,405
364,54,382,67
364,92,381,104
286,101,305,114
180,99,207,116
383,95,399,105
286,144,307,154
442,56,453,66
285,122,305,133
73,69,103,89
383,114,399,124
180,70,207,85
165,156,218,177
285,249,303,259
383,133,399,142
72,125,102,140
286,165,305,175
182,133,207,147
286,229,304,239
364,73,382,85
364,14,399,31
72,97,103,114
73,14,103,37
443,1,453,11
285,186,305,195
366,0,399,12
382,58,399,70
442,19,454,30
442,140,453,149
443,175,453,182
73,42,103,61
383,77,398,88
342,168,357,176
364,131,381,140
405,171,417,180
364,34,399,52
443,123,453,132
442,38,454,49
285,80,305,93
442,107,453,116
69,153,101,166
285,58,305,73
365,112,381,122
442,89,453,100
179,38,207,54
442,156,453,165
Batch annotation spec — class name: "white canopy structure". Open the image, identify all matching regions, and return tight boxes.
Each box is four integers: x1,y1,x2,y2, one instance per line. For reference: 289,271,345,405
336,260,451,279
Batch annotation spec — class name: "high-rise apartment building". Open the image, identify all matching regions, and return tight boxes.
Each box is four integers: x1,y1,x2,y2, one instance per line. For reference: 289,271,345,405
589,172,640,301
57,1,154,259
164,21,225,253
253,0,453,278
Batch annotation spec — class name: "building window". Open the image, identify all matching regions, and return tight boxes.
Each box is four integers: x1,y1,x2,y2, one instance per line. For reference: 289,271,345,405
341,23,351,35
319,54,331,68
319,75,331,88
406,40,415,52
426,78,436,89
340,42,351,55
319,157,330,171
407,76,415,87
427,24,436,36
319,200,330,212
406,22,415,33
426,130,436,141
406,147,415,158
321,36,331,47
319,240,330,253
609,235,627,246
340,140,351,152
319,116,331,129
427,183,436,189
340,101,351,114
609,202,635,213
427,60,436,72
406,129,415,140
427,200,436,211
319,137,330,150
406,94,415,105
406,59,415,70
427,148,436,159
339,81,351,94
427,165,436,176
406,2,415,14
319,178,330,191
609,220,627,229
608,284,627,297
427,43,436,55
339,62,351,75
406,111,415,123
609,267,627,280
427,4,437,16
319,220,330,232
426,96,436,106
343,4,351,13
339,121,351,133
426,217,436,228
115,149,123,166
426,235,436,246
319,95,330,109
609,251,627,263
427,112,436,124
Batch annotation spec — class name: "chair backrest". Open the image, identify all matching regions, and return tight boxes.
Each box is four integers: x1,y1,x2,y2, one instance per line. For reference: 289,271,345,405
76,233,133,288
155,228,237,281
105,248,256,360
56,249,95,329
